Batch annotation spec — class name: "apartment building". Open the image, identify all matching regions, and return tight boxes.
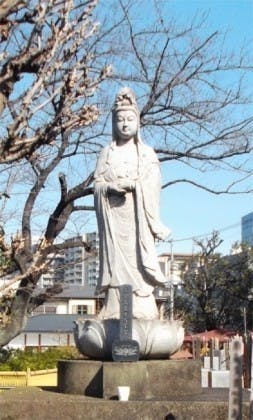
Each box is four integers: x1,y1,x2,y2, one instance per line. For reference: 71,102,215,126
64,232,99,287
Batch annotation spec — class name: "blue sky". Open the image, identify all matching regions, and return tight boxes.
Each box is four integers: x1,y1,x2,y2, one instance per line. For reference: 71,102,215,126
152,0,253,255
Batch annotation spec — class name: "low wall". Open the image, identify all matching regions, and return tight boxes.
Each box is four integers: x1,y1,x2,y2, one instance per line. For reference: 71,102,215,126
0,387,251,420
0,369,57,388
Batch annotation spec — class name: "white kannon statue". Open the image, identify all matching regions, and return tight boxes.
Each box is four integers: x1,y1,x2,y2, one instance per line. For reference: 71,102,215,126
94,87,170,320
74,88,184,360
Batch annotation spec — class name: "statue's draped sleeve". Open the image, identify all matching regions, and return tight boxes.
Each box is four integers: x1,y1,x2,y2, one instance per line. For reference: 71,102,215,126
136,145,169,284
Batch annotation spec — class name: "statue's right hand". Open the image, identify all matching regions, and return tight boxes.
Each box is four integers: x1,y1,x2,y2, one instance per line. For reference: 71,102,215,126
107,183,127,196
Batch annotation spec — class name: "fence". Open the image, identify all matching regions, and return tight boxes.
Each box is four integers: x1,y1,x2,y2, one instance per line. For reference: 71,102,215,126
0,368,57,388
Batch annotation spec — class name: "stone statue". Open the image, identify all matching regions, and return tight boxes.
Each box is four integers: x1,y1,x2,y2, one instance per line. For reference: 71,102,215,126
94,87,170,320
74,88,184,359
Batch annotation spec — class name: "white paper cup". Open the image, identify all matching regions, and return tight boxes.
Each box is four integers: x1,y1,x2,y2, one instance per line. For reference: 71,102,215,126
117,386,130,401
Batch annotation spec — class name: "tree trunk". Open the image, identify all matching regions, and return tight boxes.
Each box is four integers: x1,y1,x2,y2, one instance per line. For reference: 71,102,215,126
0,289,31,347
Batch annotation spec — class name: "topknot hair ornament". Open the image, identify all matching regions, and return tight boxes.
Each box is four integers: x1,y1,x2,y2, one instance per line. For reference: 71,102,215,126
112,87,139,115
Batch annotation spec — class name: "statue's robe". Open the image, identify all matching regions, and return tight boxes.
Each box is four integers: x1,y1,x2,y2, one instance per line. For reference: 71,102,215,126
94,141,168,319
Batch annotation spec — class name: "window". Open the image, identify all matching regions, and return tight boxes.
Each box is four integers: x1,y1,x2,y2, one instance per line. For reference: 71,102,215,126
72,305,88,315
78,305,87,314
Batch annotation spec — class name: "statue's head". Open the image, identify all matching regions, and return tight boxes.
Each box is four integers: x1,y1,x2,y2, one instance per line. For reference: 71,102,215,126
112,87,141,144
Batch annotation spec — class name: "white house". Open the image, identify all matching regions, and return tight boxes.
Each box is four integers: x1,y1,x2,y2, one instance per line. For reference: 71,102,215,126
32,285,101,316
5,285,102,350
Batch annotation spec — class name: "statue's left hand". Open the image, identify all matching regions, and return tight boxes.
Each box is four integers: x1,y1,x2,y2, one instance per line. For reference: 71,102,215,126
156,226,171,241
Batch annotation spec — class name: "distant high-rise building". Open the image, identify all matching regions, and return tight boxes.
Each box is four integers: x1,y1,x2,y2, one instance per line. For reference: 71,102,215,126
64,240,85,286
64,232,99,287
1,233,100,291
37,232,99,288
241,212,253,245
85,232,99,287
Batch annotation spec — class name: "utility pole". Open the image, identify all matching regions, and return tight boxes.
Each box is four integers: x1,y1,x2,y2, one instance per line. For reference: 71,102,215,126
169,239,174,321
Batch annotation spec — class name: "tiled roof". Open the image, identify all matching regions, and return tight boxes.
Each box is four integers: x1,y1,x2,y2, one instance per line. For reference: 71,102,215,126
24,314,94,333
34,285,99,299
54,285,97,299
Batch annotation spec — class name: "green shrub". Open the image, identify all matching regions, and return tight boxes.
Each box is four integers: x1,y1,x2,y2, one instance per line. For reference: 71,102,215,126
0,347,82,371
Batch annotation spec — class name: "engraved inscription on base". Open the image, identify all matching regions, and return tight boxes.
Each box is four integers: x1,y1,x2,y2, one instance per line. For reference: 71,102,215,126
112,339,140,362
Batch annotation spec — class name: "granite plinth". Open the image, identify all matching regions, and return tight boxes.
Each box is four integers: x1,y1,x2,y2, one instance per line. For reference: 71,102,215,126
58,359,201,399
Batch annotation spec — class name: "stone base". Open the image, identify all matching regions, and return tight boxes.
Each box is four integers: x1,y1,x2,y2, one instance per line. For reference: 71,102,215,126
202,368,230,388
58,359,201,399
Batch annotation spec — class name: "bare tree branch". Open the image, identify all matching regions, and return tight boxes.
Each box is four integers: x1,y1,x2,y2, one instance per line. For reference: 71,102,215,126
1,0,253,347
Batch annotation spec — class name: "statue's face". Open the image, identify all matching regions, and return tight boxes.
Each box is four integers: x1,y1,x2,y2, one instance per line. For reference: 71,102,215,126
114,110,138,142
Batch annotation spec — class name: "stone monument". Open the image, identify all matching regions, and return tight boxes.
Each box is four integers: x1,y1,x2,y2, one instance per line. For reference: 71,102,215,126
112,285,140,362
74,87,184,359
